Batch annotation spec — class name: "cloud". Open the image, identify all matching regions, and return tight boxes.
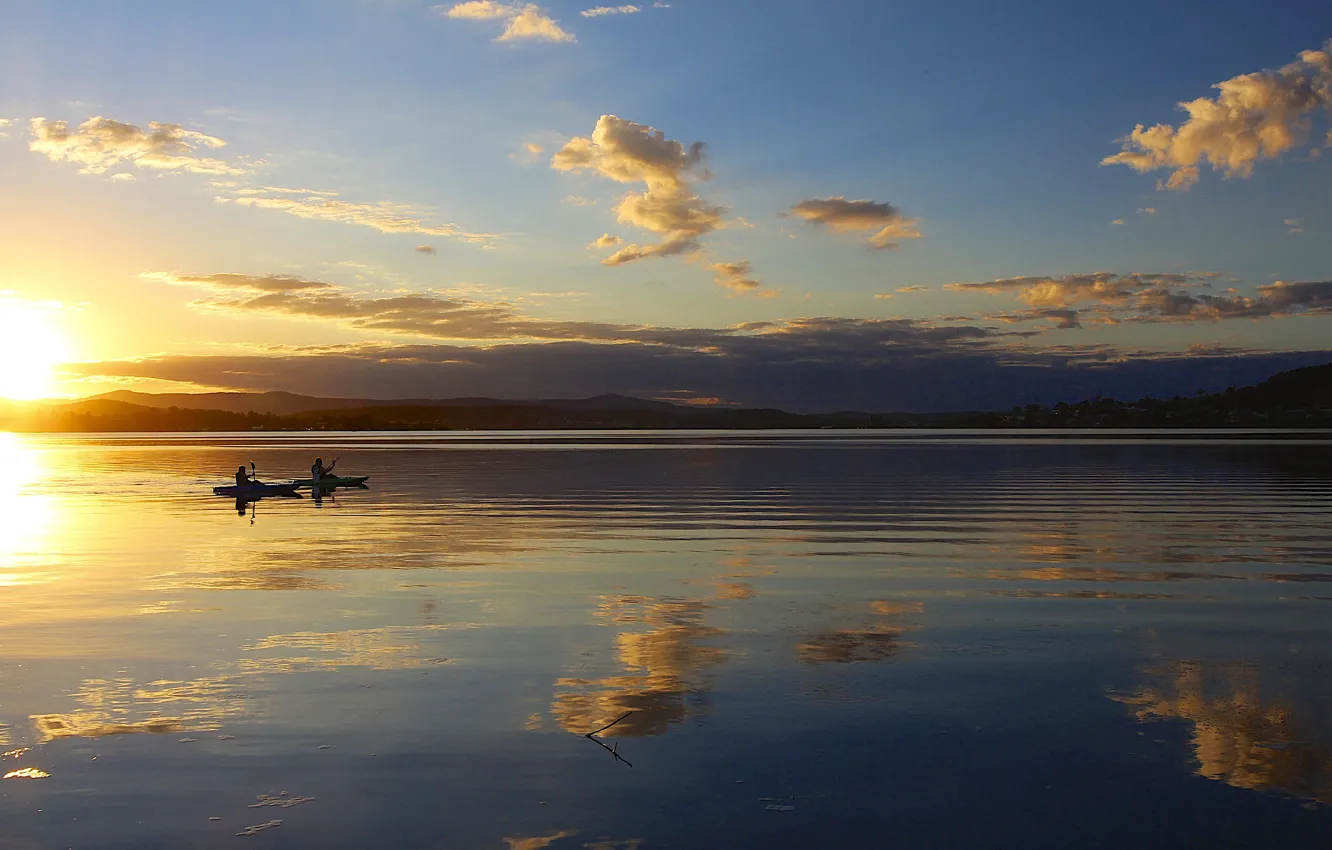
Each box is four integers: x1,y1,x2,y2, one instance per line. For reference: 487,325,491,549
215,185,497,245
145,272,335,292
897,285,929,293
1111,219,1126,225
588,233,622,248
1102,41,1332,190
983,307,1084,330
552,115,724,265
708,260,764,295
66,336,1332,414
563,195,598,206
1138,207,1156,215
524,142,544,153
416,245,438,255
443,2,574,43
446,0,513,18
74,268,1332,411
147,270,660,342
947,272,1208,307
1257,279,1332,312
874,293,894,300
1285,217,1304,234
29,116,246,176
788,197,923,249
948,272,1332,325
581,4,640,15
0,118,10,139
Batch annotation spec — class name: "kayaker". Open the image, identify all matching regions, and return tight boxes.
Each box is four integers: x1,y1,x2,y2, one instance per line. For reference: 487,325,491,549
311,457,338,482
235,466,250,487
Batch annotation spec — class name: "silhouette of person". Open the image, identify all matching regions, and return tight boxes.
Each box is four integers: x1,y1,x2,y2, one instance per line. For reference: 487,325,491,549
235,465,250,487
311,456,337,481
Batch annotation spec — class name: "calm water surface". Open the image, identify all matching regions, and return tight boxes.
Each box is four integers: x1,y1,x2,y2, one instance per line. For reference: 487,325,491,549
2,431,1332,848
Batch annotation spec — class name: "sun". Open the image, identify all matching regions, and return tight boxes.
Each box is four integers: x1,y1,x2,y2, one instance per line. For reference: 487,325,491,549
0,302,72,401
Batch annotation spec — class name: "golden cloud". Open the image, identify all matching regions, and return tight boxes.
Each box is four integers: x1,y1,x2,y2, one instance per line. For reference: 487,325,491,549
444,1,574,43
708,259,765,295
29,116,245,176
552,115,724,265
789,197,922,249
215,185,498,245
1102,41,1332,190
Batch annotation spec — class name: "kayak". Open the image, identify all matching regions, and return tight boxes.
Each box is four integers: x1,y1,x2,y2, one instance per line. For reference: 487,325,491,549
293,476,370,488
213,482,301,498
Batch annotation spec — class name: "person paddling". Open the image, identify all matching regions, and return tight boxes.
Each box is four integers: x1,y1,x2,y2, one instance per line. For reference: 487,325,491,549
311,456,338,482
235,465,251,488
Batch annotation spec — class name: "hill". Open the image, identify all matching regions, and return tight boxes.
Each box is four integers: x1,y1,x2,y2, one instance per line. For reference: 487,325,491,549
2,362,1327,432
92,390,684,416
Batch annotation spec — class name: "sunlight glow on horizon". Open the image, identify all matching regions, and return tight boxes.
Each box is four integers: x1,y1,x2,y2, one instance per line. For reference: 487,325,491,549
0,301,73,401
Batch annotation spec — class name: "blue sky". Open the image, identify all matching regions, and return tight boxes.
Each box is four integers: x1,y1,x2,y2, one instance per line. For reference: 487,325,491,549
0,0,1330,408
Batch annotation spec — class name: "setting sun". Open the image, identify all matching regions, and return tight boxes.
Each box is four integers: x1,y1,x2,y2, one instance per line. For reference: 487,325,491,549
0,302,71,401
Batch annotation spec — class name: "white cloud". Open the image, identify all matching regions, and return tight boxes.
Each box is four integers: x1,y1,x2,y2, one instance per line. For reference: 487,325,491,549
29,116,246,176
1110,218,1126,225
1102,41,1332,190
588,233,622,248
443,1,574,43
789,197,922,249
446,0,513,19
1285,217,1304,234
215,185,498,245
581,5,640,16
552,115,725,265
1137,207,1156,215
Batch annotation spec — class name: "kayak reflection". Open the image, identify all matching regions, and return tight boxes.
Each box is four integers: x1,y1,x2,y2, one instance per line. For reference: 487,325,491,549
311,482,369,508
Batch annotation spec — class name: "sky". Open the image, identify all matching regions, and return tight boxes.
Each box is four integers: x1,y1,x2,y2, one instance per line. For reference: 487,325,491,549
1,0,1330,411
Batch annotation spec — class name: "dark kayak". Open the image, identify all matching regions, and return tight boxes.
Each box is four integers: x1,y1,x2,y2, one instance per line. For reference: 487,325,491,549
293,475,370,488
212,482,301,498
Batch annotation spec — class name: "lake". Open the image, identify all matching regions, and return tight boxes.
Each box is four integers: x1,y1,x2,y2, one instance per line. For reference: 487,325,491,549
2,430,1332,849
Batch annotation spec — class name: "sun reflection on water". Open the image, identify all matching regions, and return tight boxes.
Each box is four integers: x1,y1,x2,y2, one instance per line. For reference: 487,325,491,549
0,432,55,586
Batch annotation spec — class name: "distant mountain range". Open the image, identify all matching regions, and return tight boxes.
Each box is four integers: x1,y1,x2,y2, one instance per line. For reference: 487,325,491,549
1,362,1327,431
91,390,685,416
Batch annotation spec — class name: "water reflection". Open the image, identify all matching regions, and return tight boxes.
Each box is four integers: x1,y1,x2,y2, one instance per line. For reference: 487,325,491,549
0,434,55,587
239,625,462,673
504,831,578,850
552,595,727,737
32,675,247,741
1117,661,1332,806
797,601,921,664
0,433,1330,848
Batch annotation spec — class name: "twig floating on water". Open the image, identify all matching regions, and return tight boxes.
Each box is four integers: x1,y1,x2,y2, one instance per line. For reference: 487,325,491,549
581,711,637,767
236,820,282,836
585,712,634,738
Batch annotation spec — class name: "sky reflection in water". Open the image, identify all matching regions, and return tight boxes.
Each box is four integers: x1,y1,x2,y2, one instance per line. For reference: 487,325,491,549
1,432,1331,848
